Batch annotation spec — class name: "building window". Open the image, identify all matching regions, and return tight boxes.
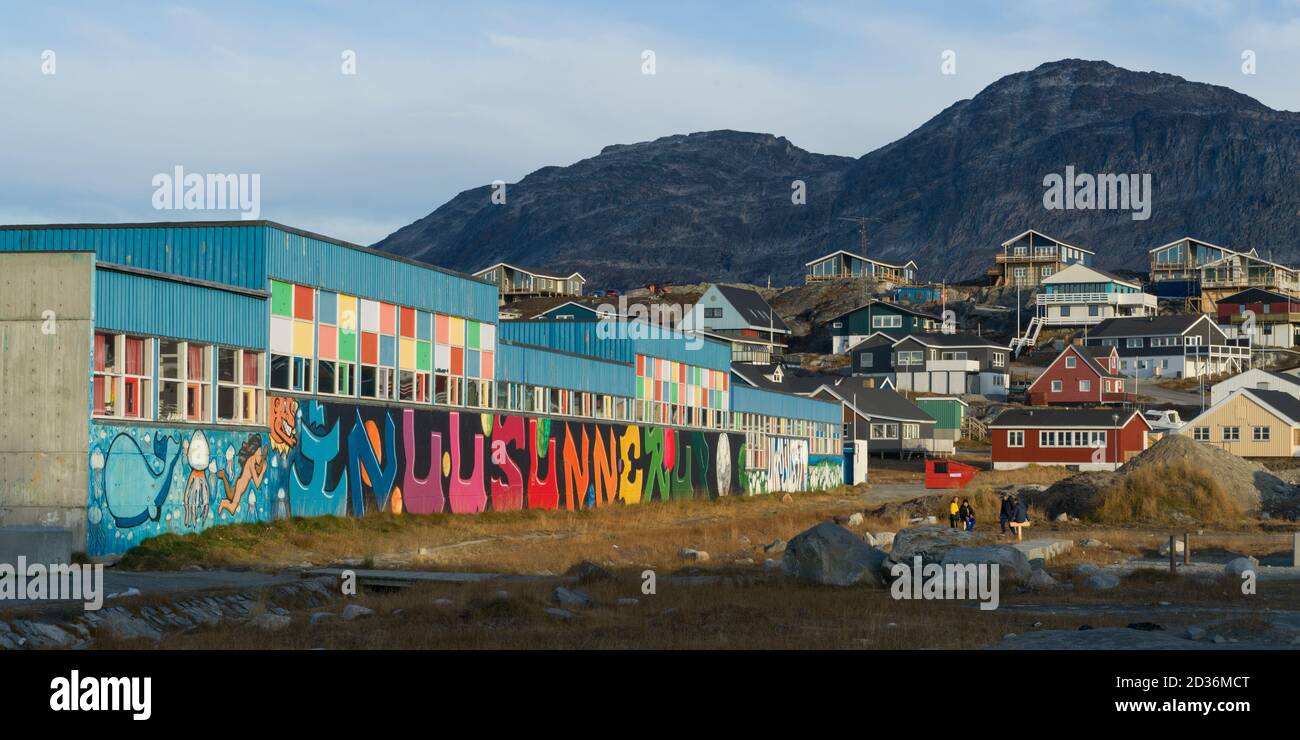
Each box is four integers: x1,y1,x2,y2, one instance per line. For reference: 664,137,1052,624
902,423,920,440
1007,430,1024,447
896,350,923,366
872,315,902,329
1065,356,1076,368
1050,380,1063,393
216,348,264,424
1192,426,1209,442
158,340,211,422
1040,266,1053,278
93,333,151,419
1253,426,1271,442
1126,337,1144,348
992,352,1006,368
704,308,722,319
1079,380,1091,392
1223,426,1240,442
869,423,898,440
316,290,357,398
270,280,315,393
397,307,433,403
1013,267,1027,279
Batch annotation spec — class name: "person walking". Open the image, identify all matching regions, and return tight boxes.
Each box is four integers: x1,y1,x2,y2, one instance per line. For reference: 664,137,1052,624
998,493,1012,535
948,496,960,529
960,498,975,532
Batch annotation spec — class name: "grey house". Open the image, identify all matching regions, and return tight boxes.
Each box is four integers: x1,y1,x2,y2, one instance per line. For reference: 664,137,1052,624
850,332,1011,398
810,385,942,457
684,284,791,363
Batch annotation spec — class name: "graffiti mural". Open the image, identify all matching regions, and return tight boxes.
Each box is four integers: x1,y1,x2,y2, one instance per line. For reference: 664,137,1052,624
86,396,842,557
88,425,288,556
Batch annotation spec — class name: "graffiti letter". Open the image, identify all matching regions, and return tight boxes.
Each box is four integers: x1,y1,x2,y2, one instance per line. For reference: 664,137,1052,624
402,409,446,514
448,412,487,513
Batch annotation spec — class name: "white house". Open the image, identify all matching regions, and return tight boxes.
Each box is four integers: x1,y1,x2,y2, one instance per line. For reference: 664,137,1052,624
1209,368,1300,406
1035,263,1157,327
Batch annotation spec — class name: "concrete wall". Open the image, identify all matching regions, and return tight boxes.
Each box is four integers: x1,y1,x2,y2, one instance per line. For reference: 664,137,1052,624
0,252,93,548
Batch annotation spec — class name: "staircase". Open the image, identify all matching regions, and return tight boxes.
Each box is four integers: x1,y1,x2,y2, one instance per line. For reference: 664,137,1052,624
1010,316,1043,357
961,414,988,442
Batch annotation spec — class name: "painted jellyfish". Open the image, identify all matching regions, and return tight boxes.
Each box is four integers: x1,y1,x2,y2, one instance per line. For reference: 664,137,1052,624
183,431,212,528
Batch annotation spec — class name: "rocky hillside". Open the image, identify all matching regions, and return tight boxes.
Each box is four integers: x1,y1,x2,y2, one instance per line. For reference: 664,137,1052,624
375,59,1300,287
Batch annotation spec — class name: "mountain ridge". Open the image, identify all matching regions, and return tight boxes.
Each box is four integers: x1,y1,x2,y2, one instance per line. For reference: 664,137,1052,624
374,59,1300,288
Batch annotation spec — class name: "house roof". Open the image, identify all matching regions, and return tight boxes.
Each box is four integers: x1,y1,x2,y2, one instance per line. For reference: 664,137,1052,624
826,300,942,325
1249,389,1300,425
711,284,791,333
813,385,936,424
1027,345,1118,394
1215,287,1300,306
1087,315,1207,338
473,262,585,281
990,408,1145,429
1147,236,1244,256
730,362,841,395
894,332,1011,350
844,331,898,354
803,249,917,270
1041,262,1141,288
999,229,1095,255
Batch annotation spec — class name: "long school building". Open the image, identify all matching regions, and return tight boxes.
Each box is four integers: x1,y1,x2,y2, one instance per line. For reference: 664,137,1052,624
0,222,843,557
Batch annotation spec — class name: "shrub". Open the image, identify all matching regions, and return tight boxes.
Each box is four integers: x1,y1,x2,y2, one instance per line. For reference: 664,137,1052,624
1091,462,1242,526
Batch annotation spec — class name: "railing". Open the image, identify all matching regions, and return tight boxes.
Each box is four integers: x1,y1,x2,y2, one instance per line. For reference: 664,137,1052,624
961,415,988,442
1036,292,1156,306
927,359,980,372
996,253,1060,263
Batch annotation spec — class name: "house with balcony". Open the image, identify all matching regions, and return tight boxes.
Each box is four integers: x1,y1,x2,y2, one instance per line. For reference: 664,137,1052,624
473,262,586,305
804,249,918,287
1148,237,1300,311
991,229,1093,288
1215,288,1300,350
1083,315,1251,380
827,300,942,354
1035,264,1156,326
850,332,1011,398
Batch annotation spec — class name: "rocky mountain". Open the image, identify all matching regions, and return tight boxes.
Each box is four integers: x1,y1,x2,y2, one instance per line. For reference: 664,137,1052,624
374,59,1300,287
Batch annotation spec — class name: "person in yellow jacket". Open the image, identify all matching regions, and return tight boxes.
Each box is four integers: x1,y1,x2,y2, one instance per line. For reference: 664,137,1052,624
948,496,960,529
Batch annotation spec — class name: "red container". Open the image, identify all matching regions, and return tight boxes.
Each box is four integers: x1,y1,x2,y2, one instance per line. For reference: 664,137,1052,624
925,458,979,489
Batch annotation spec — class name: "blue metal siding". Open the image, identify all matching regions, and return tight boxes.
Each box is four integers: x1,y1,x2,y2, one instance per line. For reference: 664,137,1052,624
264,226,496,323
496,342,633,397
731,385,840,424
498,321,731,371
95,269,267,348
0,225,266,291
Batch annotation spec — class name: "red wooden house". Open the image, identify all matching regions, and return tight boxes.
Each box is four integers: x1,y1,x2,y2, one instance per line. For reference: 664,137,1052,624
989,408,1152,471
1026,344,1129,405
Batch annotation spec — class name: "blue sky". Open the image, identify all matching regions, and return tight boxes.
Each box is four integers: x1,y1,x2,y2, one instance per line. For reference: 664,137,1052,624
2,0,1298,245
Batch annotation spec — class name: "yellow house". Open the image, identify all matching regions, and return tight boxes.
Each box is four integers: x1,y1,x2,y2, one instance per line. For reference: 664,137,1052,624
1177,388,1300,457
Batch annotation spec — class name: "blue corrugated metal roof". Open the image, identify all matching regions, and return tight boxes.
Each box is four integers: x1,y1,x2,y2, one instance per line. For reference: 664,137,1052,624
731,385,841,424
498,320,731,370
95,268,266,348
0,224,266,290
264,225,497,323
496,341,633,397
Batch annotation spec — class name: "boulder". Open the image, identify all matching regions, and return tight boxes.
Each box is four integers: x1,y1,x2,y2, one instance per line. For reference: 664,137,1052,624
872,532,896,550
847,512,865,527
762,558,782,571
1027,569,1058,589
938,545,1033,581
565,561,614,584
677,548,710,562
1084,573,1121,590
762,539,787,555
249,613,292,631
616,598,640,607
341,604,375,621
544,607,577,621
1076,563,1100,576
552,587,594,609
1157,540,1185,556
890,526,974,564
1079,538,1106,548
781,522,888,587
1225,556,1258,577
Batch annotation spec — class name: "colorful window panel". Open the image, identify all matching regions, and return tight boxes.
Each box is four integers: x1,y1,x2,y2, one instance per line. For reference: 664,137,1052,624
358,298,397,400
270,279,315,392
316,290,357,396
399,309,432,403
